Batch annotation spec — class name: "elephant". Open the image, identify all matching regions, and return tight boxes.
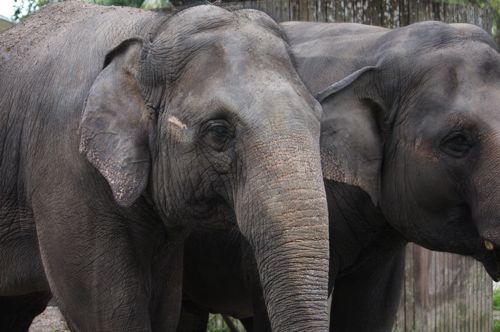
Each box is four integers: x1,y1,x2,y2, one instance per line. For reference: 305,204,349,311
0,3,332,331
178,21,500,332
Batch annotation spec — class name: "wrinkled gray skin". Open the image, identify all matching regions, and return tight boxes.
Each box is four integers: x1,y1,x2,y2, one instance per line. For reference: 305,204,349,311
0,3,331,331
179,21,500,332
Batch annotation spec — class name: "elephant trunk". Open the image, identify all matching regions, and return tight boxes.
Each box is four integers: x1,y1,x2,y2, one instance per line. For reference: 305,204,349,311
236,133,330,331
472,138,500,244
470,137,500,280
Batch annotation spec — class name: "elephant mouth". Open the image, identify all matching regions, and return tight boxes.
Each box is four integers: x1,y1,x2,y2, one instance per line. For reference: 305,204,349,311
478,243,500,281
472,220,500,281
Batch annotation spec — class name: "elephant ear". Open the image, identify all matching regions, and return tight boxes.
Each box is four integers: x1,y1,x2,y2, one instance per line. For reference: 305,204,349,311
80,38,152,207
317,66,385,204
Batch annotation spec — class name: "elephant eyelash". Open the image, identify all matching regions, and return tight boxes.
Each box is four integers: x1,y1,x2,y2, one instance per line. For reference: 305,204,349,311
443,130,474,144
440,131,474,158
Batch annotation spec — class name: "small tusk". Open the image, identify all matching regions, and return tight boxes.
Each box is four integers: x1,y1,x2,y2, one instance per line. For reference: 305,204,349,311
484,240,495,251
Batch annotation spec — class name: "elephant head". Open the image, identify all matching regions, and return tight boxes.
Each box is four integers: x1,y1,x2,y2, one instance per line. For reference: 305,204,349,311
79,6,329,330
317,22,500,280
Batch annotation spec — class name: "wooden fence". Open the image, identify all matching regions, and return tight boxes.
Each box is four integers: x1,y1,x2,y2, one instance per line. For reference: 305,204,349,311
393,245,491,332
223,0,497,42
220,1,495,331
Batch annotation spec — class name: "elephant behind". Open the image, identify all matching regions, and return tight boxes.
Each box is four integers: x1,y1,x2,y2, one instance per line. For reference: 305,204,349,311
179,21,500,332
0,3,331,331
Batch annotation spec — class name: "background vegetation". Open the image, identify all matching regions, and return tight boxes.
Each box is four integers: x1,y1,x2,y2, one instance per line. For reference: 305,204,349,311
459,0,500,37
493,288,500,332
494,288,500,310
10,0,500,44
12,0,170,20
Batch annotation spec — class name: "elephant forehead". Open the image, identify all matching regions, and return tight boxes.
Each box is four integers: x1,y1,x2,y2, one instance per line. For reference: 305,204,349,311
154,6,289,62
404,47,499,110
151,25,299,100
187,26,292,71
173,75,316,121
411,43,498,80
166,41,315,117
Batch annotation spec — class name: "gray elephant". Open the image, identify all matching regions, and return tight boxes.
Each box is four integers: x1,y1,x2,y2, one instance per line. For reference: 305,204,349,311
0,3,332,331
178,21,500,332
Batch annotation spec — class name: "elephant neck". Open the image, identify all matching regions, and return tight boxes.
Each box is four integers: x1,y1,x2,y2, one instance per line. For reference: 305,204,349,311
325,180,406,279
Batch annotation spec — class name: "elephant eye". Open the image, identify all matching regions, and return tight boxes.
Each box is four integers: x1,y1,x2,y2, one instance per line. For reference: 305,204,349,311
441,131,473,158
202,120,234,152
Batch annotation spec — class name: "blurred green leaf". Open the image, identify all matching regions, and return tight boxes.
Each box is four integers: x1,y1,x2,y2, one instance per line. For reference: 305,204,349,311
141,0,173,10
12,0,175,21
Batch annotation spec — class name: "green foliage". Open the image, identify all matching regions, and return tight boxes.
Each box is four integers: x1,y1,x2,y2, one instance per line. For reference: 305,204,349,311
493,320,500,332
448,0,499,11
461,0,500,38
11,0,174,20
207,314,231,332
207,314,246,332
86,0,144,7
141,0,173,10
13,0,47,20
466,0,499,11
493,288,500,310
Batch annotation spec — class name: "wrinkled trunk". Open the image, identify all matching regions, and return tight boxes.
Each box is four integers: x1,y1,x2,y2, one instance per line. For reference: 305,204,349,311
472,142,500,244
470,138,500,280
236,133,330,331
